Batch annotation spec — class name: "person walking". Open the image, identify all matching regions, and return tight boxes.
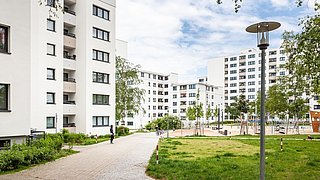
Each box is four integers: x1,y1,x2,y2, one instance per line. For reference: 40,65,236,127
110,125,114,144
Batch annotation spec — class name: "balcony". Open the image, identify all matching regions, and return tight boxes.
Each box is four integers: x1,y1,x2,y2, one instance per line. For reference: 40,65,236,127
64,126,76,133
64,34,76,49
63,104,76,115
64,12,76,27
239,59,246,63
63,81,76,93
63,56,76,70
64,0,76,6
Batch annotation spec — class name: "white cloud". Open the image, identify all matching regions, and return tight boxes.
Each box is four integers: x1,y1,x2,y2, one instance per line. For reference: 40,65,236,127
116,0,308,81
270,0,290,7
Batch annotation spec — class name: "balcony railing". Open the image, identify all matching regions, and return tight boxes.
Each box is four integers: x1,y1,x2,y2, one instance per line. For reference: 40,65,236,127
64,7,76,15
63,123,76,127
64,54,76,60
64,100,76,105
64,78,76,82
64,31,76,38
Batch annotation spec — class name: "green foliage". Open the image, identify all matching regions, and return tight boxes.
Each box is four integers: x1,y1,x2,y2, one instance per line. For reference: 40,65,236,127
0,134,71,172
213,105,219,118
225,103,240,120
145,115,182,130
116,56,145,123
116,126,130,136
206,104,213,120
186,89,204,122
266,85,289,119
234,94,249,113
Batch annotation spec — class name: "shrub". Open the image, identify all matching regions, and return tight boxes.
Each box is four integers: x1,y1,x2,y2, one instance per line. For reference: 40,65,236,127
116,126,130,136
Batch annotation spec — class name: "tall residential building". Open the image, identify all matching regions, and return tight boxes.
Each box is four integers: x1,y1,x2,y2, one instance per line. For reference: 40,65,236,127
208,48,320,119
123,71,224,129
0,0,116,147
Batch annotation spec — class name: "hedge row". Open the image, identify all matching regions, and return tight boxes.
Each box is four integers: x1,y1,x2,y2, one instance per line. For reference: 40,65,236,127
0,134,64,172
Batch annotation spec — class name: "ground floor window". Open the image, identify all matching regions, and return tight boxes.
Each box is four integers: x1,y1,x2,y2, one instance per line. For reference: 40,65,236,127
0,84,9,110
46,117,55,129
0,139,11,149
92,116,109,127
127,121,133,126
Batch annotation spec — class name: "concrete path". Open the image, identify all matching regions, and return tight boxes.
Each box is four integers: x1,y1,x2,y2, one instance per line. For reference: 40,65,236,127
1,133,159,180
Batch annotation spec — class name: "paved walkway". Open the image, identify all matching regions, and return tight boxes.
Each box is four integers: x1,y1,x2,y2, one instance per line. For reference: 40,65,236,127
1,133,159,180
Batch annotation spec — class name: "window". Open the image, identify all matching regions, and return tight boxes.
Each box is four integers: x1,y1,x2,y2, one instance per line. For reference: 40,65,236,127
248,68,255,72
47,0,55,7
153,83,156,87
127,121,133,126
280,57,285,61
47,19,55,31
248,74,255,79
0,140,11,149
189,84,196,89
93,5,110,20
189,101,195,105
141,72,144,77
269,58,276,62
173,102,177,106
47,43,55,56
173,109,177,113
280,50,285,54
92,27,110,41
224,58,228,62
248,88,255,92
46,117,55,129
0,25,9,53
153,106,156,110
248,54,255,58
189,93,196,97
153,75,156,79
248,95,255,99
92,116,109,127
47,92,55,104
230,63,237,67
230,83,237,87
230,70,237,74
173,94,177,98
248,61,255,65
173,86,177,91
153,91,156,95
47,68,55,80
0,84,9,110
230,90,237,93
153,98,156,102
269,51,277,55
92,49,109,62
248,81,255,86
230,57,237,61
93,94,109,105
92,72,109,84
230,77,237,80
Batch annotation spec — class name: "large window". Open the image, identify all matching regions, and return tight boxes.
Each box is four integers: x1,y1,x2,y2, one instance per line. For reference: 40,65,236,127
93,94,109,105
47,92,55,104
46,117,55,129
92,71,109,84
0,25,9,53
47,43,55,56
47,68,55,80
47,19,55,31
188,84,196,89
92,49,109,62
92,116,109,127
0,84,9,110
93,5,110,20
92,27,109,41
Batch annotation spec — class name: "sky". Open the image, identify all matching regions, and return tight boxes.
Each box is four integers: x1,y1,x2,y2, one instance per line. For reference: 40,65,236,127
116,0,317,82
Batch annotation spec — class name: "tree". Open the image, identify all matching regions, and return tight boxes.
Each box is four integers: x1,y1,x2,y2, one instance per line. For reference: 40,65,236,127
116,56,145,125
145,115,182,130
234,94,249,116
38,0,63,18
213,105,219,121
265,85,288,120
205,104,213,124
185,89,204,135
225,104,239,122
186,106,196,121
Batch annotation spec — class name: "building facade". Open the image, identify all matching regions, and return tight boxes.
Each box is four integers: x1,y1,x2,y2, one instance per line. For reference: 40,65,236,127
208,48,320,119
123,71,224,129
0,0,116,147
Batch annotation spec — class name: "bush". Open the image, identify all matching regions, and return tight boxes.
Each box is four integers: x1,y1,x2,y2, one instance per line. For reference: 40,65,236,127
116,126,130,136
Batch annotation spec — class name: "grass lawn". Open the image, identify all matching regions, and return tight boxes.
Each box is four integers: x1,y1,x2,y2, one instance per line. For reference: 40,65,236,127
146,135,320,180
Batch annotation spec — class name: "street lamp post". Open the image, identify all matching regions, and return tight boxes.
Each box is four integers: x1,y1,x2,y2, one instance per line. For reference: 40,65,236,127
246,21,281,180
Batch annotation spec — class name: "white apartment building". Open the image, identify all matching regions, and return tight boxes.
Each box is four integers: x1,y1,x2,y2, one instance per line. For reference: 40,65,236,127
208,48,320,119
123,71,224,129
0,0,116,147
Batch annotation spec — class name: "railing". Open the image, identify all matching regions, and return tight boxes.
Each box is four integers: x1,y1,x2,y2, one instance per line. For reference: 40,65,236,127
63,123,76,127
64,31,76,38
64,7,76,15
64,54,76,60
63,100,76,105
64,78,76,82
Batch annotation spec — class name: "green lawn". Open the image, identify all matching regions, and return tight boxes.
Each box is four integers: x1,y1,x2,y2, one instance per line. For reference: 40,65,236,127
146,135,320,180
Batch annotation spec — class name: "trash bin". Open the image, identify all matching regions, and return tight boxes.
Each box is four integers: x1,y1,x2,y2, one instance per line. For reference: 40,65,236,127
224,130,228,135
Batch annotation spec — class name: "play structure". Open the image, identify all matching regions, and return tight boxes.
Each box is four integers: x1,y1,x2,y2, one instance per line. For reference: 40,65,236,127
310,111,320,133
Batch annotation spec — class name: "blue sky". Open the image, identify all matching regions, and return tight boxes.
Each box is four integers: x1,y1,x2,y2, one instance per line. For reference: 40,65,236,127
116,0,317,82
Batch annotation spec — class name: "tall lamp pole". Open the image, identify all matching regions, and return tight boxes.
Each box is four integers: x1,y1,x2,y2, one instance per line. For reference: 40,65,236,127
246,21,281,180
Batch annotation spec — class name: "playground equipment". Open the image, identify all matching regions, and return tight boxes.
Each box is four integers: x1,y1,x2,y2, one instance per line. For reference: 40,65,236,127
310,111,320,133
